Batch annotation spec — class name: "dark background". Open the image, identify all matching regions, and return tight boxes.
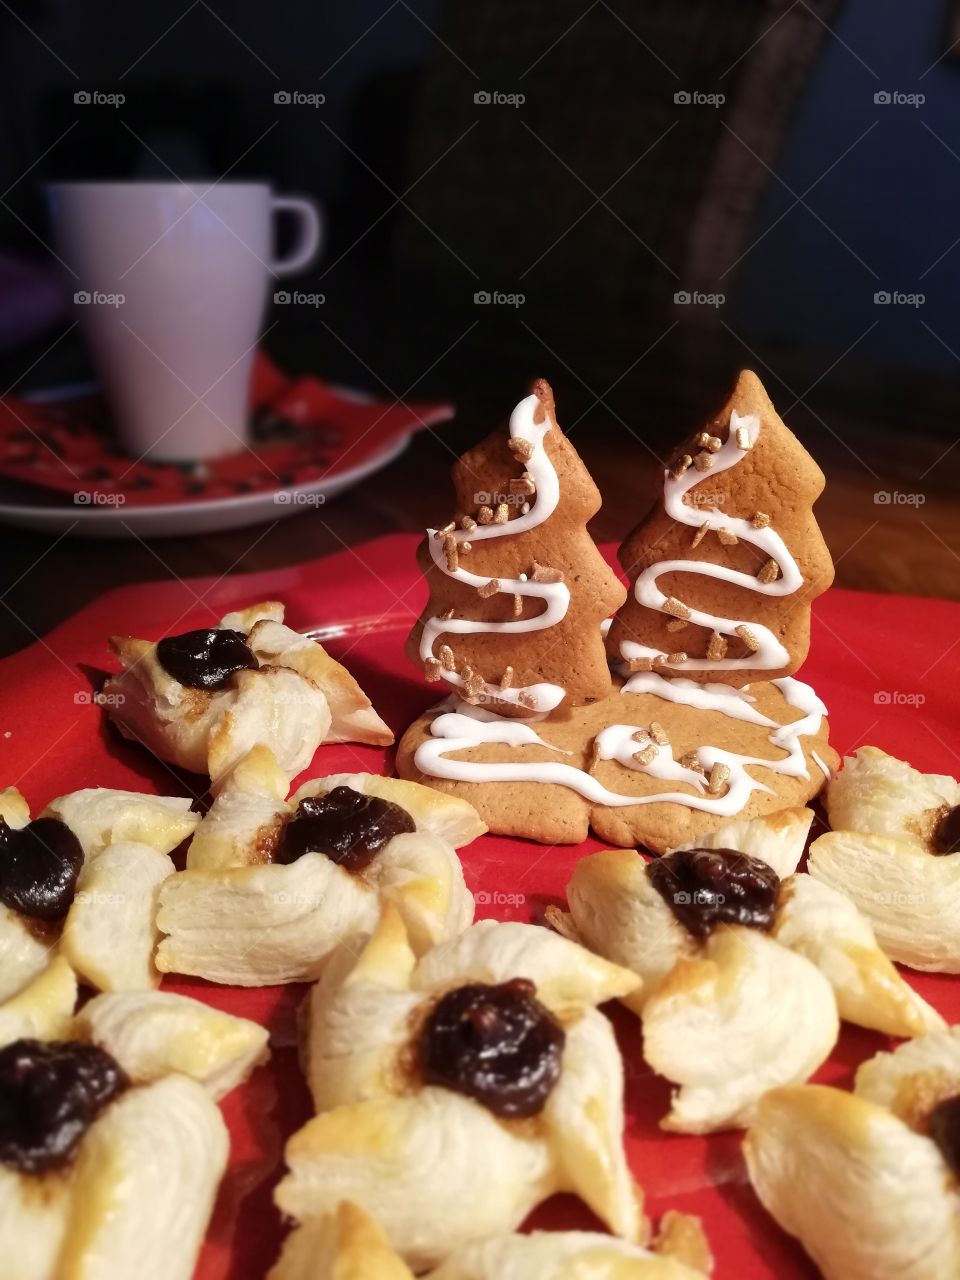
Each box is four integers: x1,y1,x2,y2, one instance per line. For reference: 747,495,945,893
1,0,958,651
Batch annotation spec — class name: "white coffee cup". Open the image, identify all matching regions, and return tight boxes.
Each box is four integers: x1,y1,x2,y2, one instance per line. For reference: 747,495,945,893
46,181,322,461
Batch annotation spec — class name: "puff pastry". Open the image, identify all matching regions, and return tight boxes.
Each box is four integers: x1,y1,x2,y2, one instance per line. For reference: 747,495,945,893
72,990,269,1099
103,600,392,786
158,773,478,985
0,787,201,1024
0,1036,230,1280
559,821,940,1131
278,912,643,1270
810,747,960,971
744,1033,960,1280
670,806,813,879
269,1203,709,1280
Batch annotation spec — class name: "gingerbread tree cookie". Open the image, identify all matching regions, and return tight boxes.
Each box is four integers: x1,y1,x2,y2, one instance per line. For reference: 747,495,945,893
606,370,834,686
405,379,625,716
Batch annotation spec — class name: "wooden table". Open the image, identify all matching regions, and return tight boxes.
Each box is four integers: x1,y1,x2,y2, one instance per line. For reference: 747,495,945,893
3,398,957,658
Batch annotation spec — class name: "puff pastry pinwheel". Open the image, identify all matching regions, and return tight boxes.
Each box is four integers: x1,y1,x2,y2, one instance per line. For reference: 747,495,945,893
268,1202,712,1280
558,823,943,1133
670,806,814,879
0,786,199,1037
744,1028,960,1280
275,912,644,1271
102,599,392,787
0,1007,250,1280
809,746,960,971
157,770,480,985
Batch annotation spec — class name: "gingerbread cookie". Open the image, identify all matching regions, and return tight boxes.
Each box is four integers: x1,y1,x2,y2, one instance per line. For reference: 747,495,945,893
397,672,838,850
398,375,838,851
607,370,834,685
404,378,625,716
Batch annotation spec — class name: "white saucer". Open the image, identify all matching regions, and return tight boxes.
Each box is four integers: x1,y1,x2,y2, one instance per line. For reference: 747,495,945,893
0,383,431,539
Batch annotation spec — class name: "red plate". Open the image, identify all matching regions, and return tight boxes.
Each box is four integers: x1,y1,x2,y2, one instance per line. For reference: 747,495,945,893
2,534,958,1279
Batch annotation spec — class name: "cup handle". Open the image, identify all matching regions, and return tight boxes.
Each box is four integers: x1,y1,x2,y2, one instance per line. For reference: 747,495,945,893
270,195,322,276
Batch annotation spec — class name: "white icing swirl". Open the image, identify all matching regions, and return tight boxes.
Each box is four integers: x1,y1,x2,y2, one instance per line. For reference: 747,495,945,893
414,675,827,818
419,393,569,713
625,409,803,672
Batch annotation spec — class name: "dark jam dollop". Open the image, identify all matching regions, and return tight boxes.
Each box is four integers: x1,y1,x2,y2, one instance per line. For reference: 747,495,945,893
419,978,565,1118
647,847,780,939
928,1095,960,1177
0,1039,128,1174
933,805,960,855
275,786,415,872
0,816,84,921
156,627,258,691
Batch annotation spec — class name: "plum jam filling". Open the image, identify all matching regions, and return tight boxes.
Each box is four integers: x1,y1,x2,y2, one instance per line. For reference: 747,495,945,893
928,1095,960,1176
647,847,780,939
156,627,258,691
275,786,415,872
0,816,84,921
419,978,565,1118
933,805,960,855
0,1039,128,1174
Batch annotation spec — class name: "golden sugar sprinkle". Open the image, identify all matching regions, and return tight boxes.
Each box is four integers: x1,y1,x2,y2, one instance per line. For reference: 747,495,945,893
499,666,514,690
440,607,455,620
693,451,714,472
751,511,771,528
508,437,534,462
736,625,761,653
461,541,472,553
476,579,500,598
460,515,477,532
434,522,455,539
691,522,709,548
442,535,459,572
518,691,536,709
736,426,753,450
716,527,739,546
634,744,658,767
438,644,456,672
708,762,731,795
667,651,689,664
680,751,706,774
650,721,669,745
666,618,687,633
508,474,536,496
513,594,523,617
531,561,564,584
757,558,780,584
493,503,510,524
671,453,693,479
663,596,691,620
706,631,727,661
477,506,494,525
424,657,442,682
628,656,654,672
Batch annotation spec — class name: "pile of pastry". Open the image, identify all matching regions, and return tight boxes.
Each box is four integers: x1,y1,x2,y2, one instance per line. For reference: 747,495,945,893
2,601,958,1280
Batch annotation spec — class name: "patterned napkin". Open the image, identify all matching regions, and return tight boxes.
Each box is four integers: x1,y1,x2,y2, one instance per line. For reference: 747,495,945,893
0,353,453,507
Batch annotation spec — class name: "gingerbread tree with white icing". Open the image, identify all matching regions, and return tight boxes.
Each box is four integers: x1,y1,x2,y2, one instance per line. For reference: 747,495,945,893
606,370,834,686
406,379,626,716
